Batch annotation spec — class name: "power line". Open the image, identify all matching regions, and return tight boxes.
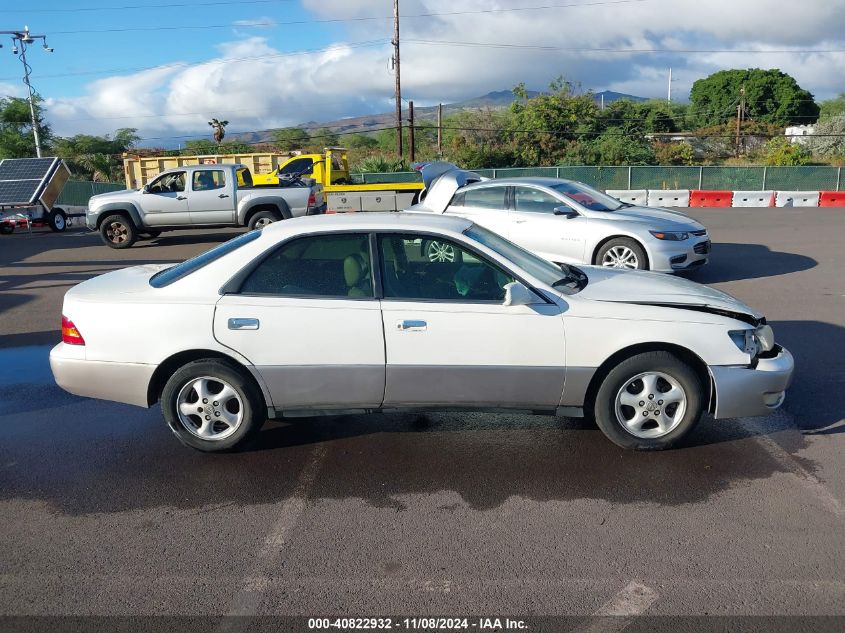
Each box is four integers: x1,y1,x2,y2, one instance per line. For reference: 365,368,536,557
11,0,295,12
405,38,845,55
42,0,653,35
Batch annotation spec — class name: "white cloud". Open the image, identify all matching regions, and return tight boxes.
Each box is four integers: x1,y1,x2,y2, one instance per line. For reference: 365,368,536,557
39,0,845,141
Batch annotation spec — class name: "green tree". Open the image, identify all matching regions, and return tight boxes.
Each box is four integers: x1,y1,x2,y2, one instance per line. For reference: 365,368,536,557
690,68,819,127
271,127,310,151
762,136,811,166
808,115,845,157
654,141,695,166
345,133,378,149
181,138,253,155
819,94,845,121
508,78,601,165
54,127,139,182
0,96,52,158
309,127,339,148
591,132,656,165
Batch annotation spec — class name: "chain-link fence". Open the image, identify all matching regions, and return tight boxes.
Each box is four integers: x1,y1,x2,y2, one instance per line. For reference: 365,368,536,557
57,181,126,207
353,166,844,191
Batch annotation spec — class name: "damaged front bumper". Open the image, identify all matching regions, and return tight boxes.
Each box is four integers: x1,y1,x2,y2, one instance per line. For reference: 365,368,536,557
709,345,795,419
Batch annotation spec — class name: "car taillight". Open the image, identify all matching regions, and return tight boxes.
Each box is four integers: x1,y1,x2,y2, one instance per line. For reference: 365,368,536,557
62,316,85,345
307,191,317,208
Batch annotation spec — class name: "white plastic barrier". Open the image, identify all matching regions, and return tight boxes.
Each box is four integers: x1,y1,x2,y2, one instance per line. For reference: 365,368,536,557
647,189,690,207
606,189,647,206
732,191,774,207
775,191,821,207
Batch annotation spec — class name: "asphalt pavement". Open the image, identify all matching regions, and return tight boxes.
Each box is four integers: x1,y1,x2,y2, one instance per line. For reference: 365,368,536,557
1,210,843,627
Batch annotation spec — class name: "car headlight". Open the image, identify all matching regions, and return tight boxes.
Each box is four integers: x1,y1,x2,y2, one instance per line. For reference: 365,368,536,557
650,230,689,241
728,325,775,357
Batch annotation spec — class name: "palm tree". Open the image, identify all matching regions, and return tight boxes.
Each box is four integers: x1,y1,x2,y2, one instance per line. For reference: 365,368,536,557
208,118,229,145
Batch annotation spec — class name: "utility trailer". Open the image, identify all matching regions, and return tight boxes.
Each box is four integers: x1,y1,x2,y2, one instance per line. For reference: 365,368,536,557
0,157,78,234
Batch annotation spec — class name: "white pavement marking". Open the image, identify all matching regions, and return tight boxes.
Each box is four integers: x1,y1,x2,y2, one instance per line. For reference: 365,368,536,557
575,580,659,633
217,442,329,629
742,418,845,520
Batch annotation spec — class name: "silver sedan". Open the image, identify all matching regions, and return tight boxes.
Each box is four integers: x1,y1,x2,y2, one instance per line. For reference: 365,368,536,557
410,165,710,272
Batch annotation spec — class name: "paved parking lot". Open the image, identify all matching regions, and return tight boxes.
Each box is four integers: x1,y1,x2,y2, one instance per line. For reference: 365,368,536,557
1,209,844,624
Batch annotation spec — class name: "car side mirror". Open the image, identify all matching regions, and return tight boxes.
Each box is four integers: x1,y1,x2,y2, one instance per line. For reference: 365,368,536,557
503,281,537,306
553,206,577,218
141,185,149,194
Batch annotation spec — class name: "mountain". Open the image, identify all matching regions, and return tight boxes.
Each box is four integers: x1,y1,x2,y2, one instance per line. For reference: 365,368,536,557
235,89,649,145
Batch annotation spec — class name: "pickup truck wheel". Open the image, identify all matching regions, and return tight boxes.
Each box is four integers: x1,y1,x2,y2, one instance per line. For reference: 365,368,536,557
100,214,138,249
248,210,280,230
48,208,67,232
593,351,703,450
161,359,265,452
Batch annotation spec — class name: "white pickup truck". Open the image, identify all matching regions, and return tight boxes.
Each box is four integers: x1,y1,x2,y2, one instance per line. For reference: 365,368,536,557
86,163,324,248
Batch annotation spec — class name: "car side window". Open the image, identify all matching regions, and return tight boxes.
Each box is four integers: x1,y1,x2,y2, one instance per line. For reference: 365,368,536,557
239,233,373,298
192,170,225,191
379,233,515,302
449,192,466,207
148,172,186,194
463,187,506,210
513,186,562,213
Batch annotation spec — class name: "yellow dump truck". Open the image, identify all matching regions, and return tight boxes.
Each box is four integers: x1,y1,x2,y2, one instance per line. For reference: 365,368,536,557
123,148,424,212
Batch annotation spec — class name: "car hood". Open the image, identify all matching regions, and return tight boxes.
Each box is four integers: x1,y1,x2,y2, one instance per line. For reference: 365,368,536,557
588,205,704,230
575,266,762,323
89,189,137,204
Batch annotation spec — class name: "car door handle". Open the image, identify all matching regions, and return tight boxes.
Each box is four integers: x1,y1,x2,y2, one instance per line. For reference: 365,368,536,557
228,317,259,330
218,193,230,198
176,196,187,200
397,319,427,331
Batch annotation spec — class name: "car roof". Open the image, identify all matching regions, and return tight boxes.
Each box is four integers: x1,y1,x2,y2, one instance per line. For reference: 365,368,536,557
462,177,576,189
263,211,474,237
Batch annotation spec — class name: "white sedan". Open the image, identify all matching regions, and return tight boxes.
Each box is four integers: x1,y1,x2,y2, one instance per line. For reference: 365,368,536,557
50,213,793,452
410,165,710,272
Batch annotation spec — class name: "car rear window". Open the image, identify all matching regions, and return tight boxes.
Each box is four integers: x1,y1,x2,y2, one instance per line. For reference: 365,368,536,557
149,230,261,288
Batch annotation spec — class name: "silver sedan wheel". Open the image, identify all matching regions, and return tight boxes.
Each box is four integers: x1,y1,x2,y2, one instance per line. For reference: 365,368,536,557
614,371,687,439
105,220,129,244
427,240,456,263
176,376,244,441
602,245,639,269
253,217,274,230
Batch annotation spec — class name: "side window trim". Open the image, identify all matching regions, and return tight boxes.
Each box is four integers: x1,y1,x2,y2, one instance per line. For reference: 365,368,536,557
376,231,517,304
223,231,376,299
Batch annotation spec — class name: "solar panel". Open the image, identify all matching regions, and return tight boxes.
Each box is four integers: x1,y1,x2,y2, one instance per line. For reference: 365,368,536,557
0,157,63,206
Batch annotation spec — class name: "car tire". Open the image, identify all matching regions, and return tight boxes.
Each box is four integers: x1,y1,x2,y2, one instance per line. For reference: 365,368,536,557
100,214,138,249
421,239,463,264
0,224,13,235
597,238,647,270
161,359,265,452
248,210,280,230
48,208,67,232
593,351,703,450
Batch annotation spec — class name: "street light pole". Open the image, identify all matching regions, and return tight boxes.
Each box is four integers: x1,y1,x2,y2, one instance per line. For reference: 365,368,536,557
1,26,54,158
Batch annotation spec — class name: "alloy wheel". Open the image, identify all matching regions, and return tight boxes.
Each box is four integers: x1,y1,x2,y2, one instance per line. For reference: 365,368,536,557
602,245,639,269
427,241,456,263
176,376,244,441
106,221,128,243
614,371,687,438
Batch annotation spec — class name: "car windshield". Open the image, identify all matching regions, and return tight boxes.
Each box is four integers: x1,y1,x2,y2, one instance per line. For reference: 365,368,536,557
463,224,586,294
549,181,627,212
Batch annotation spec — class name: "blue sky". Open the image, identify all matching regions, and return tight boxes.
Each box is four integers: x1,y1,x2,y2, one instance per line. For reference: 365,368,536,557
2,0,843,145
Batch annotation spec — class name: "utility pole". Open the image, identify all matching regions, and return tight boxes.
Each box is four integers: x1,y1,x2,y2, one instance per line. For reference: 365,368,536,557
1,26,54,158
735,85,746,157
391,0,402,160
437,103,443,157
408,100,415,162
667,67,672,104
